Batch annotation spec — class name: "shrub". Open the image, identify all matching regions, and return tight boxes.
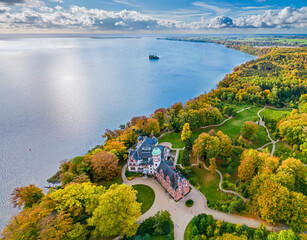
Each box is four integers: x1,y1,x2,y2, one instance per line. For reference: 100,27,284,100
185,199,194,207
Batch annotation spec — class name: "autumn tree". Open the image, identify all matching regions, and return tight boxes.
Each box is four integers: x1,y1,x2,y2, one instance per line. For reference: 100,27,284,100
209,158,217,174
275,157,306,194
240,121,258,140
102,129,123,142
277,112,307,151
88,184,141,238
37,212,75,240
11,184,44,209
181,123,192,141
216,233,248,240
118,128,137,147
143,118,160,135
152,108,166,130
90,151,120,183
47,182,105,218
193,133,220,161
1,205,51,240
238,156,256,182
103,140,128,161
217,131,234,160
238,149,268,182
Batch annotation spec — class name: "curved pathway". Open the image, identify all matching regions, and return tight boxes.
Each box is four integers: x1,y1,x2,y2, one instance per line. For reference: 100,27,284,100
122,165,287,240
257,107,278,156
191,158,248,202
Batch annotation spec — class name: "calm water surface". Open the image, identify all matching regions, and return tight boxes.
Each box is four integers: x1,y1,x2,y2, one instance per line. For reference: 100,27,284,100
0,36,254,229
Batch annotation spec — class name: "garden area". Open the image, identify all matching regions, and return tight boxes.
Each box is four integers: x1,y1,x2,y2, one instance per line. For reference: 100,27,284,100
132,184,155,214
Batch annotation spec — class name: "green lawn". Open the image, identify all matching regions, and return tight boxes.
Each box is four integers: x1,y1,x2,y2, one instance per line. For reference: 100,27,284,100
158,132,185,148
259,108,291,120
274,141,306,163
159,106,268,150
192,165,225,207
177,150,183,165
132,184,155,214
190,107,267,149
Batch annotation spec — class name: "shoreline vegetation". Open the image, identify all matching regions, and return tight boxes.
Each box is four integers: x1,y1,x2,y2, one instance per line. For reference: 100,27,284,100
1,36,306,239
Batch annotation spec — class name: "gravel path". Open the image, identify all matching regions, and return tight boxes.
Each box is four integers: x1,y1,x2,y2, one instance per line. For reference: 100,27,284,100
257,107,278,157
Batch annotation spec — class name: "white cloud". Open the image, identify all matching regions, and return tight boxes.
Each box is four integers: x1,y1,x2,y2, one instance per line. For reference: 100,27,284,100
49,0,63,3
0,0,44,7
234,7,307,28
192,2,230,15
0,6,305,31
54,5,62,11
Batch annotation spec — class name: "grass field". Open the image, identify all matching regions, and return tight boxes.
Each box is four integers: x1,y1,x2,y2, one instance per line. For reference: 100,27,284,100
159,132,185,148
192,165,225,206
191,107,268,149
274,141,306,163
133,184,155,214
158,107,268,150
259,108,291,120
177,150,183,164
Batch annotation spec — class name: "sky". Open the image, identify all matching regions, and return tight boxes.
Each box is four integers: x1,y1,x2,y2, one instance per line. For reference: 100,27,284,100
0,0,306,33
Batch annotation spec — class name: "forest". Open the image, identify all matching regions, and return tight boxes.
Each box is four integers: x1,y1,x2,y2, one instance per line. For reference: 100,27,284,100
1,42,306,239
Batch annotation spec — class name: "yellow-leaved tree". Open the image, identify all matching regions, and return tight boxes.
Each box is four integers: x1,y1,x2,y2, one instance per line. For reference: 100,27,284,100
209,158,217,174
88,184,141,238
181,123,192,141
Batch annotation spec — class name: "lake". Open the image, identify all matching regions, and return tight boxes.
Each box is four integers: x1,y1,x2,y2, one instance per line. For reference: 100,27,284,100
0,35,254,229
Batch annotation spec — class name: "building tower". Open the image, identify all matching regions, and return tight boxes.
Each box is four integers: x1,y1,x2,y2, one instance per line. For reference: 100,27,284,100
152,146,161,170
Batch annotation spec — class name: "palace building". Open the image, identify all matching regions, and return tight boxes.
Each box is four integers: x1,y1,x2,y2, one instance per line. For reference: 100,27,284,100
128,136,190,200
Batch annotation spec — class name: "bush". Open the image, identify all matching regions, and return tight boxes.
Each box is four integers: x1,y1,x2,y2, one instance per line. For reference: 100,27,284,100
185,199,194,207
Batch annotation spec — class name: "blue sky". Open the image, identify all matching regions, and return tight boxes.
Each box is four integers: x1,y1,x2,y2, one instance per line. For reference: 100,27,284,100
0,0,306,32
45,0,307,21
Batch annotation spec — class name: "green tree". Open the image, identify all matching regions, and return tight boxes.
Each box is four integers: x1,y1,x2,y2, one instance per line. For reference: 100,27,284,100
240,121,258,140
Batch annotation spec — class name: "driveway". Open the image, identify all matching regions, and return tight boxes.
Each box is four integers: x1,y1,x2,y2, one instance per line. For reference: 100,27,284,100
121,165,288,240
